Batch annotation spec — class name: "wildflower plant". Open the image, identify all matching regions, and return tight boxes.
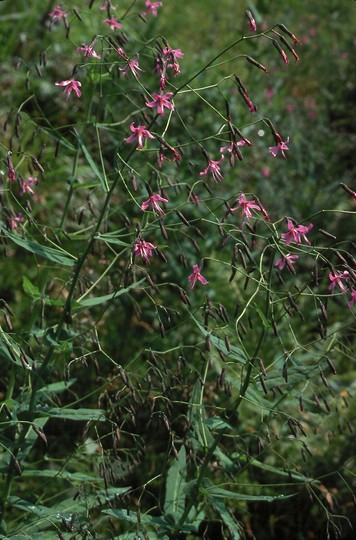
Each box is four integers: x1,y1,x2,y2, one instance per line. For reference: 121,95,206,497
0,1,355,539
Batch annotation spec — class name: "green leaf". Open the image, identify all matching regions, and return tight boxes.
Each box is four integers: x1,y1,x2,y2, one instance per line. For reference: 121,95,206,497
210,497,241,540
7,497,55,519
36,407,105,422
204,486,297,502
22,276,41,298
74,129,109,193
187,380,213,449
22,469,103,483
204,417,233,432
236,454,317,483
104,508,169,528
254,303,271,329
1,226,76,266
75,279,145,308
164,446,187,522
95,232,130,246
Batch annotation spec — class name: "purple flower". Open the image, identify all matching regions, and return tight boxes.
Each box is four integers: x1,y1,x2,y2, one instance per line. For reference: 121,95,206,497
141,194,168,216
269,134,289,159
246,10,257,32
274,253,299,271
231,193,261,218
281,219,313,245
6,158,16,182
146,92,174,116
125,123,155,149
49,5,66,23
347,289,356,308
220,140,247,167
133,239,157,264
103,18,123,31
119,56,143,78
188,264,208,289
144,0,163,17
200,155,224,183
99,0,114,10
162,45,184,76
328,271,350,293
8,213,24,231
55,79,82,99
20,177,38,197
76,45,101,59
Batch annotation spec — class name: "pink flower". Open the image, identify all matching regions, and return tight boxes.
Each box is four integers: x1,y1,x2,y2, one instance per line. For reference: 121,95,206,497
158,144,181,167
125,123,155,149
200,155,224,183
232,193,261,218
99,0,114,10
76,45,101,59
281,219,313,245
246,10,256,32
328,271,350,294
8,213,24,231
188,264,208,289
49,5,66,23
347,290,356,308
20,177,38,197
269,134,289,159
133,239,157,264
220,140,247,167
103,18,123,31
6,158,16,182
119,56,143,78
146,92,174,116
55,79,82,99
274,253,299,271
189,192,200,206
162,46,184,60
141,194,168,216
162,45,184,76
144,0,163,17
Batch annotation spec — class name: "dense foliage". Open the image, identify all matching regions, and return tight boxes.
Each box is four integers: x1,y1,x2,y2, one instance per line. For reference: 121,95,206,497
0,1,355,539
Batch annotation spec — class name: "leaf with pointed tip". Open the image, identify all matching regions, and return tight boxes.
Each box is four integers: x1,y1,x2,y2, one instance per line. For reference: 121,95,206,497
164,446,187,521
1,226,76,266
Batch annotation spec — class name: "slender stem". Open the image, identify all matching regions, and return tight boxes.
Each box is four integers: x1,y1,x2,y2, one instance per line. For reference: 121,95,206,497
174,254,274,535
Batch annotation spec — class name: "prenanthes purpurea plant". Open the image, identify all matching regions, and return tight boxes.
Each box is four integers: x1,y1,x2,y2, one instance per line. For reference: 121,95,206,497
0,1,354,538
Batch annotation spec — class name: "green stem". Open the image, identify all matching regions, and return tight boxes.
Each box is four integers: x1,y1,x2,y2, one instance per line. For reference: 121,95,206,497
174,254,274,535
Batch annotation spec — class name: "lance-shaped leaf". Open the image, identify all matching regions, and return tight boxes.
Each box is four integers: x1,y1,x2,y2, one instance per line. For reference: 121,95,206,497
164,446,187,522
1,226,76,266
